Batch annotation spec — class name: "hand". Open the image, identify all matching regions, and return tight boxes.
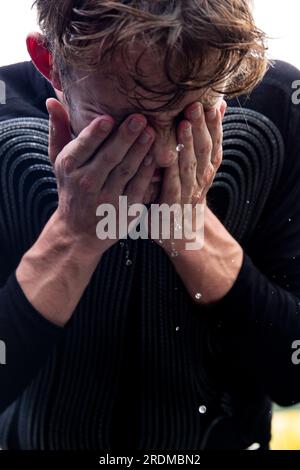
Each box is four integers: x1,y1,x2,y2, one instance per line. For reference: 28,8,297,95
152,100,226,255
46,98,156,256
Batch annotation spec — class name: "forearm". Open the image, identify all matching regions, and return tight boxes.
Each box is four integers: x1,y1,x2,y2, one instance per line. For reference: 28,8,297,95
168,206,300,404
16,210,103,327
0,272,64,411
168,204,244,305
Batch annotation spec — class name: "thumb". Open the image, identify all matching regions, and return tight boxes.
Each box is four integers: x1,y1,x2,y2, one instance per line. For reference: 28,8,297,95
46,98,72,166
220,99,227,120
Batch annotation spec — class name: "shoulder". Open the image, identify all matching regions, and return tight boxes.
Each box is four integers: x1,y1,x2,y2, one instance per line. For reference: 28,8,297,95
228,61,300,178
229,60,300,140
0,61,55,121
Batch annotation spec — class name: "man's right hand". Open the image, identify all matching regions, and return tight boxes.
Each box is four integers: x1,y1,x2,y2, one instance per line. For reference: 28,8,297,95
16,99,156,327
47,97,156,256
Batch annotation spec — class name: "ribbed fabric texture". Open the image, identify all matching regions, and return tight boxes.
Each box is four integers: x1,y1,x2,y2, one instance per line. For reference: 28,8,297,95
0,110,284,450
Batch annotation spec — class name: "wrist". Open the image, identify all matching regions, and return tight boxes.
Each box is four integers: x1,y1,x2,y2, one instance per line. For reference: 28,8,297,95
16,211,104,327
167,206,244,305
44,210,105,263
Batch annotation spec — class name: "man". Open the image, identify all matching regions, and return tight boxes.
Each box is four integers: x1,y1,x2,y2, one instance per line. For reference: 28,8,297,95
0,0,300,450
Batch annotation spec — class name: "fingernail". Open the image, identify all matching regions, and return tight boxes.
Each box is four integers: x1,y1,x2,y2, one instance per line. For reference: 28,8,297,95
129,117,144,132
144,155,153,166
100,119,113,132
206,108,217,121
190,104,202,120
184,123,192,137
139,131,152,145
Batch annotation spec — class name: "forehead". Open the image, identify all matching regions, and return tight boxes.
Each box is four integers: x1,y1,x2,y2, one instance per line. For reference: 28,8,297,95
68,47,220,117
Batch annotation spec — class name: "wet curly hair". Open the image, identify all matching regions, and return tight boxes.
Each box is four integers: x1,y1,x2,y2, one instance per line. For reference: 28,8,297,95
33,0,268,110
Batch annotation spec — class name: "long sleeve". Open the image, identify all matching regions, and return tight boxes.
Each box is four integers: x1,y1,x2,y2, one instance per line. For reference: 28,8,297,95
0,62,65,413
206,95,300,406
0,271,64,412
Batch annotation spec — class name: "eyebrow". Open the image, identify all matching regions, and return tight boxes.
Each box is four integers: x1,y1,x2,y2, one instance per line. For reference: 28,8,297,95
98,93,218,125
100,104,184,128
103,104,175,118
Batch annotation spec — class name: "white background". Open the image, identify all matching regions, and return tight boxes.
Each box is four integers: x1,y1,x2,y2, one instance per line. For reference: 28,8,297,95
0,0,300,69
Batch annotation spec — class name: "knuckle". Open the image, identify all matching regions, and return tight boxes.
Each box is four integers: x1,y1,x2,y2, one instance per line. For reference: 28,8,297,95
213,149,223,169
78,173,96,192
215,134,223,147
101,149,122,169
54,154,65,176
62,155,77,174
203,165,215,186
118,164,134,179
181,192,192,203
182,159,197,174
76,134,88,151
199,142,213,155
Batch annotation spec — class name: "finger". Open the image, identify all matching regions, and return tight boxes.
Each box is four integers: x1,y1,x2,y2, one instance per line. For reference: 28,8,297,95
58,114,115,174
177,121,197,202
220,99,227,120
77,114,148,191
103,126,155,195
125,154,156,205
185,103,212,185
46,98,72,165
159,154,181,205
204,107,223,171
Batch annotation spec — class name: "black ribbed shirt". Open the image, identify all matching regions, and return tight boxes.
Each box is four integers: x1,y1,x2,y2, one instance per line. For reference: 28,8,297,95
0,60,300,450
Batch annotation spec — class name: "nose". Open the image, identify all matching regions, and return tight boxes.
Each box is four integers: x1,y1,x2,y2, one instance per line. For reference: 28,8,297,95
151,126,178,168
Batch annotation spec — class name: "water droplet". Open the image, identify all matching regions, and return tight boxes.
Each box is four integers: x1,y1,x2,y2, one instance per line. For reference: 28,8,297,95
171,251,179,258
195,293,202,300
175,326,180,332
176,143,185,152
293,257,296,260
126,259,133,266
246,442,261,451
246,200,250,205
288,218,292,222
198,405,207,414
120,242,125,248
